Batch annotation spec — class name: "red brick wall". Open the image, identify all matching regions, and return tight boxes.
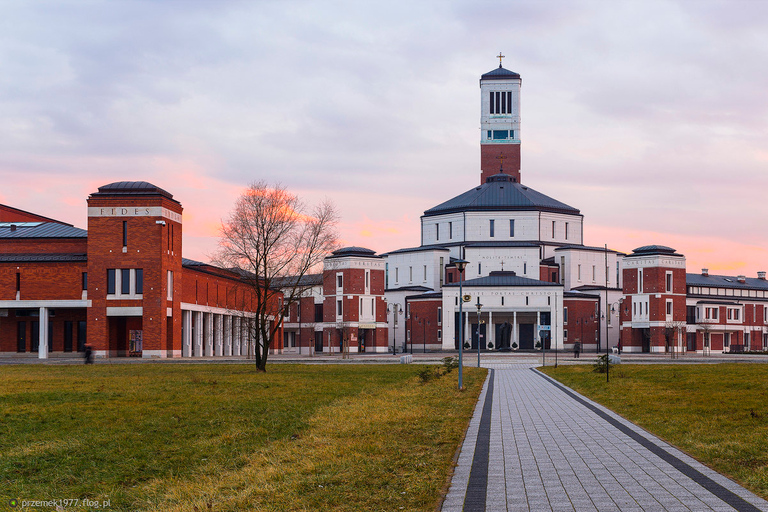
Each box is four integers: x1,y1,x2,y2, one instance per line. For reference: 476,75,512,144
563,298,599,347
481,144,521,184
405,298,442,350
0,239,87,254
0,261,86,301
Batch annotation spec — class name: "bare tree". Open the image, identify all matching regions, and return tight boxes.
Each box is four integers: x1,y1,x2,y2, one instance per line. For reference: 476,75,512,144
664,320,686,359
215,181,339,371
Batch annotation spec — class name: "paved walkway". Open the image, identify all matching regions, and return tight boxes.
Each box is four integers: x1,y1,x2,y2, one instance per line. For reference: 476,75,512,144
443,364,768,512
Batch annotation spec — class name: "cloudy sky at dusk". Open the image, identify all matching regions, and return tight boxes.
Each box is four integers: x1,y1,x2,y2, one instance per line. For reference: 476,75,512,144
1,0,766,275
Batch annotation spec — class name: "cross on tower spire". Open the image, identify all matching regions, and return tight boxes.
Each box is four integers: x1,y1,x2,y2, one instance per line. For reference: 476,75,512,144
497,52,505,67
496,154,506,173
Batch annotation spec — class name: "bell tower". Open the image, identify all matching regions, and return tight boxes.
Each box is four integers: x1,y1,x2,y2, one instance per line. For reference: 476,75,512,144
480,53,522,184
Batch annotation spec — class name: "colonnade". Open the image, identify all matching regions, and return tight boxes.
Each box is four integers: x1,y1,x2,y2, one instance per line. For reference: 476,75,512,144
181,310,258,357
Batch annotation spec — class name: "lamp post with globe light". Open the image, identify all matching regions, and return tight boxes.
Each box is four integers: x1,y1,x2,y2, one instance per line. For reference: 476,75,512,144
455,259,469,390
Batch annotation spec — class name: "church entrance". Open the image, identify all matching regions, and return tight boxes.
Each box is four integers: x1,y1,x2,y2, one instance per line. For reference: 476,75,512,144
470,323,487,350
519,324,534,350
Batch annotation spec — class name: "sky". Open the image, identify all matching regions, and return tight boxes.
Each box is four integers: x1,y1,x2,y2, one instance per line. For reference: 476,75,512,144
1,0,766,275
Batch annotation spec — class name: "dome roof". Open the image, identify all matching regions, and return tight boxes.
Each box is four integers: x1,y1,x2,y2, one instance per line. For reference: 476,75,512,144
423,173,579,217
92,181,175,200
631,245,680,256
328,246,380,258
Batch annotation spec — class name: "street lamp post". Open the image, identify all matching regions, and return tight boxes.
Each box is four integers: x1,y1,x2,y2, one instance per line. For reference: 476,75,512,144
476,299,483,368
455,259,469,390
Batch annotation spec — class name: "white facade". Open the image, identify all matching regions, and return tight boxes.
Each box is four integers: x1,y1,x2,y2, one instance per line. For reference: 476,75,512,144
480,71,522,144
442,284,563,351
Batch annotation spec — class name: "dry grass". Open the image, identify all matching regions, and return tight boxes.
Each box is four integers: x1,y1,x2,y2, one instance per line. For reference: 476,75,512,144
540,363,768,499
0,363,485,511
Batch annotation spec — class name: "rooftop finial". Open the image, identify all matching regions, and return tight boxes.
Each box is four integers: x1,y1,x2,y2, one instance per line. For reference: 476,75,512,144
496,154,505,173
497,52,505,68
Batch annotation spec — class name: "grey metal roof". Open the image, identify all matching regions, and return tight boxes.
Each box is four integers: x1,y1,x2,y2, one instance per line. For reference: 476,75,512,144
423,173,580,217
686,273,768,291
564,290,601,299
327,246,380,259
406,291,443,301
444,271,562,288
627,245,683,257
382,245,450,256
0,253,87,262
272,274,323,288
181,258,207,267
0,222,87,239
555,244,623,254
385,285,433,293
96,181,173,197
481,66,521,81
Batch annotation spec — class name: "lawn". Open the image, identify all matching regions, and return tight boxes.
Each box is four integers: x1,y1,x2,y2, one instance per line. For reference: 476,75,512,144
540,363,768,499
0,363,486,511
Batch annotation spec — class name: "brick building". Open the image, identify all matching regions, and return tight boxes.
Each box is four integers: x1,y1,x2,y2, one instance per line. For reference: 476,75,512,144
0,182,272,359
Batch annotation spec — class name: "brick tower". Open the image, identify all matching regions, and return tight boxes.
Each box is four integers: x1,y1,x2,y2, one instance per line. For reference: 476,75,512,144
86,182,183,358
480,54,522,184
620,245,687,353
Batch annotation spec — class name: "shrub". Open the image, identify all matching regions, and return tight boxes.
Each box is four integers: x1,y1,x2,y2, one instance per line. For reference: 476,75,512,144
593,354,608,373
441,356,459,374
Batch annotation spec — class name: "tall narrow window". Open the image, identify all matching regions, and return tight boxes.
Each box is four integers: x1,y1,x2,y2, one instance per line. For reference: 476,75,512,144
409,266,413,282
438,307,442,325
510,219,515,237
16,272,20,292
489,91,495,113
423,265,427,281
449,222,453,239
666,272,673,293
489,219,495,237
478,262,482,275
507,91,512,113
122,221,127,247
107,269,116,295
501,90,506,113
552,220,556,238
121,269,130,295
167,270,174,300
436,223,440,240
638,269,643,293
524,262,527,274
565,222,569,240
82,272,87,291
135,269,143,295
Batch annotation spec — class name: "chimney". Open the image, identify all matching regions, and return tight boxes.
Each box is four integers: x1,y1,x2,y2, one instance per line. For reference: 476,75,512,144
737,275,746,284
759,271,766,280
701,268,708,277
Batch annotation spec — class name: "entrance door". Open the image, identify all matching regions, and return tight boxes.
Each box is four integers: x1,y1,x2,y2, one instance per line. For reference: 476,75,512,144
314,331,323,352
641,329,651,353
31,321,39,352
77,321,86,352
17,321,26,352
470,323,487,350
64,321,73,352
519,324,534,350
686,333,696,352
358,329,366,353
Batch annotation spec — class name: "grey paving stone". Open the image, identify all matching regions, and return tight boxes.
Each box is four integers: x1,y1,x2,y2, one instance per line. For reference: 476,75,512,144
443,364,768,511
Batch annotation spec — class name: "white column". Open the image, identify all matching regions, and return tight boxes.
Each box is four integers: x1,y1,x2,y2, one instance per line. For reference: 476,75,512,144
224,316,232,356
182,311,192,357
488,311,494,348
205,313,214,356
536,310,541,348
513,311,518,348
38,307,49,359
234,316,242,356
214,314,223,356
194,311,203,357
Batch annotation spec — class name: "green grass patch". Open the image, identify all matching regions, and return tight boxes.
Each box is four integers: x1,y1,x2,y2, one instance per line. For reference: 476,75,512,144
540,363,768,499
1,363,485,511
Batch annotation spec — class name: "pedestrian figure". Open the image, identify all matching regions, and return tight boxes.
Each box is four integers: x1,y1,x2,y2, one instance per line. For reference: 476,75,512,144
573,342,580,359
84,344,93,364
